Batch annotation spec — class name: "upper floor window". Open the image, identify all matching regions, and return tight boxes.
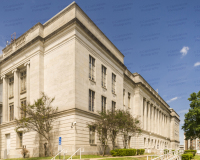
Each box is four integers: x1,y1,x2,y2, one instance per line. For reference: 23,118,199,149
101,65,107,88
101,96,106,112
112,101,116,113
89,55,95,81
20,70,26,93
0,105,2,124
21,99,26,118
9,77,14,98
89,90,95,112
112,73,116,94
9,104,14,121
123,89,125,105
128,93,131,108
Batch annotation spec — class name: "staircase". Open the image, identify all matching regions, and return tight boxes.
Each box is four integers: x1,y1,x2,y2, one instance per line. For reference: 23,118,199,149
148,150,181,160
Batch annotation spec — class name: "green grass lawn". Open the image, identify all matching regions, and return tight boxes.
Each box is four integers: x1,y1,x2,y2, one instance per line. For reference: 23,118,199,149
194,155,200,160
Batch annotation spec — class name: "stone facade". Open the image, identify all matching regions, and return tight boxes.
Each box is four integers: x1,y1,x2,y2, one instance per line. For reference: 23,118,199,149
0,2,180,158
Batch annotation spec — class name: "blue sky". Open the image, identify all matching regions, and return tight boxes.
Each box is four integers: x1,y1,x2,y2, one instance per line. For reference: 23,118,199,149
0,0,200,145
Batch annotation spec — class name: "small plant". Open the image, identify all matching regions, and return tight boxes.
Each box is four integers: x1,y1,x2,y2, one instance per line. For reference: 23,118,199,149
21,146,29,158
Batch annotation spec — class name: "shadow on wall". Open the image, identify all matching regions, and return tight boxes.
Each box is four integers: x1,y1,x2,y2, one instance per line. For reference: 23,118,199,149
39,120,60,157
97,145,111,155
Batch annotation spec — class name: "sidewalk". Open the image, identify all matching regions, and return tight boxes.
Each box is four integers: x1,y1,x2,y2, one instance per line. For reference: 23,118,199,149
40,154,153,160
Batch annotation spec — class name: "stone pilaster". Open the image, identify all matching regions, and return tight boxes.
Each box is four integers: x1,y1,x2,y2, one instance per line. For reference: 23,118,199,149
12,69,19,119
147,101,150,132
24,61,30,103
143,98,147,130
1,75,8,122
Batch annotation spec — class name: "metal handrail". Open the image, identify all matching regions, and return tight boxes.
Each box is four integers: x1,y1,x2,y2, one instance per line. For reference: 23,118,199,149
67,148,84,160
51,149,66,160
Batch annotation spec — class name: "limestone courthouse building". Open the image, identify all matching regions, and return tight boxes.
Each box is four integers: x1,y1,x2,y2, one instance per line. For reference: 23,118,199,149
0,2,180,158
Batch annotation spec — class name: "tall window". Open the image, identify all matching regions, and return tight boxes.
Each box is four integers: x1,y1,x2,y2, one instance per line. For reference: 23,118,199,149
89,90,95,112
128,93,131,108
89,126,95,144
89,55,95,81
112,101,116,113
0,105,2,124
21,99,26,118
9,77,14,98
112,73,116,93
101,65,107,88
123,89,125,105
101,96,106,112
9,104,14,121
20,70,26,92
18,132,23,147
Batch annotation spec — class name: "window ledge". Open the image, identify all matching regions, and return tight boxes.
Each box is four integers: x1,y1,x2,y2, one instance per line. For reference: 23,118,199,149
9,96,14,99
20,91,26,95
102,86,107,90
90,144,97,146
89,79,96,84
112,92,117,96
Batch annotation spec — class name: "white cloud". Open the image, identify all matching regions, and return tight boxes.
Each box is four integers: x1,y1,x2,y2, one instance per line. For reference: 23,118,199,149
180,46,189,57
194,62,200,67
178,109,188,114
167,97,178,103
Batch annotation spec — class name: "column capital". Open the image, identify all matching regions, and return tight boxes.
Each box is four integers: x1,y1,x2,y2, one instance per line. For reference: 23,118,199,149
1,75,7,79
24,61,30,66
12,68,19,73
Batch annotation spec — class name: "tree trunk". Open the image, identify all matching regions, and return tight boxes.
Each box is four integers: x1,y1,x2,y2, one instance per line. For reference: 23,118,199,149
47,136,53,156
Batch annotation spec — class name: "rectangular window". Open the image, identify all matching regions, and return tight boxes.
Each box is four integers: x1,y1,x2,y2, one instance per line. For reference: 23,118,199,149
123,89,125,105
89,55,95,81
18,132,23,148
9,77,14,98
89,126,95,144
9,104,14,121
89,90,95,112
21,99,26,118
112,73,116,94
0,105,2,124
101,96,106,112
20,70,26,92
112,101,116,113
128,93,131,108
101,65,107,88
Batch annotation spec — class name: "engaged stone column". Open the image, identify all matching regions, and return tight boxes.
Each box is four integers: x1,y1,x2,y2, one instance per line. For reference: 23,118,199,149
151,104,154,133
147,102,150,132
12,69,19,119
24,61,30,103
1,75,8,122
144,98,147,130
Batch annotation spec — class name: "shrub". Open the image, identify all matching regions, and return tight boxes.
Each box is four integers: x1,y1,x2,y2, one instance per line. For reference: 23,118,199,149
110,149,137,156
140,149,145,155
184,150,196,157
181,154,191,160
137,149,141,155
21,147,29,158
110,150,117,157
164,149,169,154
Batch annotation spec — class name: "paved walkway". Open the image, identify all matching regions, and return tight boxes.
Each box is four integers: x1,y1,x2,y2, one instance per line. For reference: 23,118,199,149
41,154,156,160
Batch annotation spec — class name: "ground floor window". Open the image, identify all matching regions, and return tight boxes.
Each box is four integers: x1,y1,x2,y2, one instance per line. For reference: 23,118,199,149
17,132,23,148
89,126,95,144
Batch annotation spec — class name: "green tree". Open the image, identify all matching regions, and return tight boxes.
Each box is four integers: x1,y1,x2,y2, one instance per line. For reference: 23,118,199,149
118,110,141,149
87,109,142,154
15,93,58,156
182,91,200,140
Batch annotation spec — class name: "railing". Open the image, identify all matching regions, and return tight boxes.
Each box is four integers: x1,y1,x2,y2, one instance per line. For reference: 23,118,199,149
67,148,84,160
148,150,181,160
51,149,66,160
